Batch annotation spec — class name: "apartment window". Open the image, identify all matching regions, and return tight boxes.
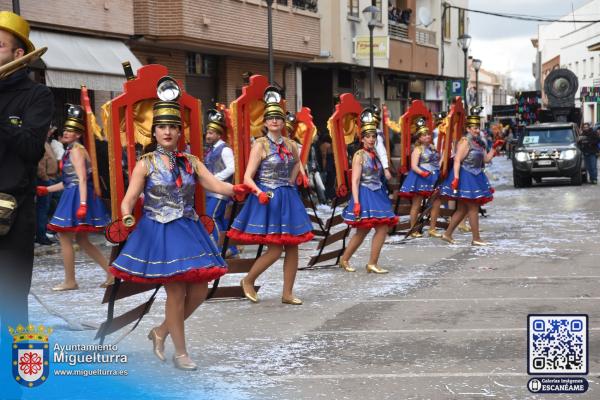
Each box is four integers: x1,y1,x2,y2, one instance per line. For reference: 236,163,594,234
276,0,288,5
348,0,359,17
590,57,594,78
583,59,587,78
458,9,465,37
443,7,451,39
186,53,216,76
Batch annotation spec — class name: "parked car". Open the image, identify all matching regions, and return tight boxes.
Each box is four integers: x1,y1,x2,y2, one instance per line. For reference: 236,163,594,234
512,122,586,187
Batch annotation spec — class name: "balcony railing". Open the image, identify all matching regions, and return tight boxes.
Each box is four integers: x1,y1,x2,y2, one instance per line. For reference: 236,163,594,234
274,0,318,12
389,21,408,40
416,28,436,46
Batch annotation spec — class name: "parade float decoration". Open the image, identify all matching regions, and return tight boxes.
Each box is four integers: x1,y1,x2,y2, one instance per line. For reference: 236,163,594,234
303,93,362,269
96,63,208,343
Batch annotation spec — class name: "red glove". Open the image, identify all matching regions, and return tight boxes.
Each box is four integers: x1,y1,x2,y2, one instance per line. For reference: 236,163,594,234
353,202,361,218
76,203,88,220
258,191,270,205
36,186,49,197
296,173,309,188
418,170,431,178
451,177,459,191
492,139,505,150
232,184,252,202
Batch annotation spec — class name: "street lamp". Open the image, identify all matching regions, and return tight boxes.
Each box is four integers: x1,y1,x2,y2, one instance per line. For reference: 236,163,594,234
362,5,380,107
457,34,471,101
266,0,274,84
472,58,482,106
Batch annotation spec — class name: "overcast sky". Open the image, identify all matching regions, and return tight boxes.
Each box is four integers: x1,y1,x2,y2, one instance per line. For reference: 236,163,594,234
468,0,593,88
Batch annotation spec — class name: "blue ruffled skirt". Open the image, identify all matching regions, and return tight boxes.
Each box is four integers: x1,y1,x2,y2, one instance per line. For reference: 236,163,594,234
342,186,398,229
109,216,227,284
439,166,494,204
48,184,110,232
227,184,314,245
399,170,439,198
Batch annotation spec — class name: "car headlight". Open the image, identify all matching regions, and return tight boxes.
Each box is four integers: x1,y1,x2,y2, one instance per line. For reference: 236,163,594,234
515,151,530,162
560,149,577,160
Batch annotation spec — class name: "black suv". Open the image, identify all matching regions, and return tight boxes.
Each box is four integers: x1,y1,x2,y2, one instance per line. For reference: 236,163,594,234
512,122,586,187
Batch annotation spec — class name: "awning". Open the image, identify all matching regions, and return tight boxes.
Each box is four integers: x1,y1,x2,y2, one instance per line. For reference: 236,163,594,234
29,30,143,92
588,41,600,52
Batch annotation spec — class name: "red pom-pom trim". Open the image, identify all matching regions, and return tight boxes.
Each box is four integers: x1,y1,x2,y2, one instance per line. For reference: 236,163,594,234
346,216,399,229
47,224,105,233
108,266,227,284
226,229,314,245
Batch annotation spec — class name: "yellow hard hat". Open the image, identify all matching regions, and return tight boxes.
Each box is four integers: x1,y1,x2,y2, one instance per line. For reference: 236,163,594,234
0,11,35,54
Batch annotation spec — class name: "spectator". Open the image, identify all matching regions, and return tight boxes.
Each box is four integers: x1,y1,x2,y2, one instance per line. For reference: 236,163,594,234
578,123,599,184
35,127,59,245
400,8,412,25
317,133,336,201
49,124,65,160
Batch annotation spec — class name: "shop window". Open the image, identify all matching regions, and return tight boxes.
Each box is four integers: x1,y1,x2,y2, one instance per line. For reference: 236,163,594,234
338,70,352,89
186,53,217,77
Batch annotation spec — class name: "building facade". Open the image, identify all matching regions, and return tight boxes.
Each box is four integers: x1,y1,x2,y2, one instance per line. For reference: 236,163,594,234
533,0,600,123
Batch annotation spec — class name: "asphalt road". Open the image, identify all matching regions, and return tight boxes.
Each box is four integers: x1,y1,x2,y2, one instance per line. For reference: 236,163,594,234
28,157,599,399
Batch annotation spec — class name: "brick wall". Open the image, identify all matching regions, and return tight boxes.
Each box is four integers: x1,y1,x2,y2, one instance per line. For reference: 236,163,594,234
223,57,297,111
133,0,320,60
130,47,187,83
1,0,134,37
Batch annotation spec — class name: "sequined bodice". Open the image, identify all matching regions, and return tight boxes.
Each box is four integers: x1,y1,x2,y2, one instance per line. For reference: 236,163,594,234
358,150,383,191
61,144,92,188
256,138,295,189
418,145,440,172
462,136,485,175
142,152,198,223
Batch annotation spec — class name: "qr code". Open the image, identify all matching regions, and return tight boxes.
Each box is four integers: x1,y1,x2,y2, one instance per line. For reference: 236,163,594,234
528,314,588,375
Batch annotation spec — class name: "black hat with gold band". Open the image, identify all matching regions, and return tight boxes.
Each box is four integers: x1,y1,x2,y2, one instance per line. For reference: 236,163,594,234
152,101,182,126
0,11,35,54
263,86,285,120
359,107,378,137
63,104,85,133
465,106,484,128
206,109,226,135
415,117,430,137
153,75,182,127
285,112,297,134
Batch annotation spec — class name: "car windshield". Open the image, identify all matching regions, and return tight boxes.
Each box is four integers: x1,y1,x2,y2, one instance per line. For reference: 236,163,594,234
521,129,574,145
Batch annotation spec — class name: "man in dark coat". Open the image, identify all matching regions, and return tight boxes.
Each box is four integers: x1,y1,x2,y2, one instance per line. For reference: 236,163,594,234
0,11,54,334
579,123,600,184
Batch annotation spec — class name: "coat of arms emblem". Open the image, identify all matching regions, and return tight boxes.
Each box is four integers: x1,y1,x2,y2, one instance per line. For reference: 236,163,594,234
10,324,52,388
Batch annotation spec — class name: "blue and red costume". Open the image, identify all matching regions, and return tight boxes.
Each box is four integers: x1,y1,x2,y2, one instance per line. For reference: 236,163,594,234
110,151,228,284
399,144,441,198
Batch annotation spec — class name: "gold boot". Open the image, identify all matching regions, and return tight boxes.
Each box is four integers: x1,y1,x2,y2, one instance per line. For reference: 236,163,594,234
240,278,258,303
173,354,197,371
428,229,442,238
441,234,456,244
409,231,423,238
281,296,303,305
366,264,389,274
147,327,166,362
339,259,356,272
457,223,471,233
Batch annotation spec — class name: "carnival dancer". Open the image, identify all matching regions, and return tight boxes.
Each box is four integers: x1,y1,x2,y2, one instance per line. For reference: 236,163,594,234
109,98,250,370
338,108,399,274
37,105,111,290
227,87,313,305
204,109,238,257
439,111,503,245
398,123,442,238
